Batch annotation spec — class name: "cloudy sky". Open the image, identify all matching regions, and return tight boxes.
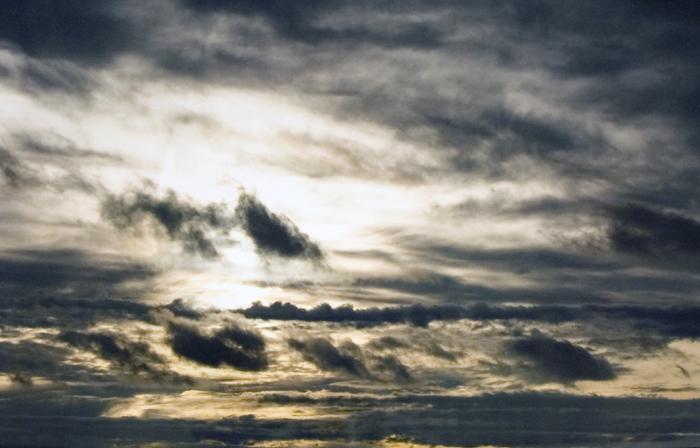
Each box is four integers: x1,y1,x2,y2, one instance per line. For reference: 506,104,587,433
1,1,700,446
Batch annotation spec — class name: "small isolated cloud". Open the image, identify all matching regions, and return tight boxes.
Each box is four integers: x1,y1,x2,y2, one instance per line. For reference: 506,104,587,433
509,335,615,382
166,320,267,371
101,186,235,259
235,191,323,261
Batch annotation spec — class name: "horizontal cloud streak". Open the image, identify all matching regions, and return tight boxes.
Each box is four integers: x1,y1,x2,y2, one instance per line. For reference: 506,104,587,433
240,301,700,339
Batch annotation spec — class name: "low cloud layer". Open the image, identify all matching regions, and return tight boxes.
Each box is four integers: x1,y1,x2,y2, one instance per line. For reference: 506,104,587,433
241,301,700,340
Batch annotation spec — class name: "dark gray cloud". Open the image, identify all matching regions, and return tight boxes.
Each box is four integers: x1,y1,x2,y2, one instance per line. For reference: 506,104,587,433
422,341,458,362
509,335,615,382
241,300,700,340
235,191,323,261
0,0,133,65
161,298,203,320
102,186,324,262
242,301,579,328
3,391,700,447
605,203,700,266
59,330,189,383
1,2,700,445
370,354,412,383
167,320,267,371
0,136,105,194
16,133,121,162
0,147,38,189
367,336,409,351
0,248,156,300
0,340,72,380
288,337,370,379
0,296,157,333
180,0,444,49
101,187,235,259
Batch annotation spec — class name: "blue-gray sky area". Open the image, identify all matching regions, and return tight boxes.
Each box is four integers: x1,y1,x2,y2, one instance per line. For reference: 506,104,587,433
1,1,700,446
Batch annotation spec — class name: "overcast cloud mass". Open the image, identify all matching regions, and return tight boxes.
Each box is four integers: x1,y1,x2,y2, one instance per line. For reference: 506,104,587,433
1,1,700,446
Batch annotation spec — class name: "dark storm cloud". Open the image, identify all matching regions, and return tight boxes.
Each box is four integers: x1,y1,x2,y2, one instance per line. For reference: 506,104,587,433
509,335,615,382
605,203,700,265
166,320,267,371
101,187,235,259
288,337,371,379
235,191,323,261
0,0,133,65
0,248,156,300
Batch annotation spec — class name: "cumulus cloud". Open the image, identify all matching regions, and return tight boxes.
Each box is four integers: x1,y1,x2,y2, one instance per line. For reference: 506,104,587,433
235,191,323,261
166,320,267,371
508,335,615,382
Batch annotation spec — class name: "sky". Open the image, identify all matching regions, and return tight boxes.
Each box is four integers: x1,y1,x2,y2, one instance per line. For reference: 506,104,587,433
1,1,700,446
